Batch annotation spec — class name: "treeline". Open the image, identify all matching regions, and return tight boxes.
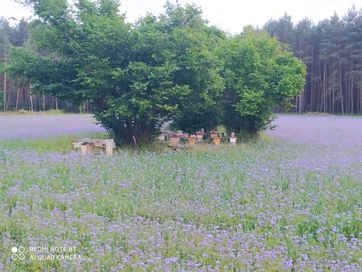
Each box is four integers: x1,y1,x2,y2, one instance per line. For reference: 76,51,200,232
264,7,362,114
0,18,77,112
3,3,361,115
0,18,29,111
9,0,304,145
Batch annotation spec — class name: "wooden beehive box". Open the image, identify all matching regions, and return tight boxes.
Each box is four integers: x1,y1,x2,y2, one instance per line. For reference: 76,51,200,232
73,139,116,155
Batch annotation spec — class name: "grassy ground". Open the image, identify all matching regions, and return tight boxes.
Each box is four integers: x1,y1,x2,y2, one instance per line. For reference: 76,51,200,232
0,110,66,115
0,132,108,153
0,133,361,271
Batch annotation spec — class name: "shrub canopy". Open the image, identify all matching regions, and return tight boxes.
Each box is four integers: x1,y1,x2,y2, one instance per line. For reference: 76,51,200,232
10,0,306,145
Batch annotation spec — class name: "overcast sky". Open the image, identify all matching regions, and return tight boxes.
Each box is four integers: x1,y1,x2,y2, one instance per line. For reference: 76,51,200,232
1,0,362,33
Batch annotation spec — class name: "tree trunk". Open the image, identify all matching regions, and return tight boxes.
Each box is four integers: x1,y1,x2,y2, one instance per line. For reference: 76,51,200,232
16,87,20,111
3,47,6,112
29,84,34,112
339,56,344,115
42,95,46,111
323,63,327,112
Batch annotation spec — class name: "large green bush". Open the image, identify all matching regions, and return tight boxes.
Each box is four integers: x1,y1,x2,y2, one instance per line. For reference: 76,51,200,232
218,28,306,136
10,0,305,145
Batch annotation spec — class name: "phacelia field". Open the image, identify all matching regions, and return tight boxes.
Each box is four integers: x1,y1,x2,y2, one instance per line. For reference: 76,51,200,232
0,115,361,271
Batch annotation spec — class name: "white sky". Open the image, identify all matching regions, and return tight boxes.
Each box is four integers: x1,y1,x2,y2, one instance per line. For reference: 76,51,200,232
1,0,362,33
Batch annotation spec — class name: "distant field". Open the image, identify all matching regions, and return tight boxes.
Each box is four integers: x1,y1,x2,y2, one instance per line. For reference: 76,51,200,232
0,115,361,271
0,114,105,140
268,114,362,147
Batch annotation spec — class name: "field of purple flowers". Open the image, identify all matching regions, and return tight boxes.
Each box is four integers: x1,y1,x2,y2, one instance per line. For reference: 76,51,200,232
0,114,104,140
0,115,361,271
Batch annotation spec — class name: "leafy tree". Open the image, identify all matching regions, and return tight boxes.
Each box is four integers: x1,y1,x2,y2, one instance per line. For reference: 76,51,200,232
0,18,11,111
161,2,225,133
7,19,29,47
219,28,306,136
11,0,221,145
11,1,306,144
264,14,294,45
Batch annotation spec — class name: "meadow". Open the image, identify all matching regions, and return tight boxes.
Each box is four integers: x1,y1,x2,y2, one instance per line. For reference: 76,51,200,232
0,114,104,140
0,115,361,271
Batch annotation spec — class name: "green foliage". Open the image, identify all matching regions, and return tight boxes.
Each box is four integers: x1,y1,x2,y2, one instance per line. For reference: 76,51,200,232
218,29,306,136
169,26,225,133
263,7,362,114
9,0,305,145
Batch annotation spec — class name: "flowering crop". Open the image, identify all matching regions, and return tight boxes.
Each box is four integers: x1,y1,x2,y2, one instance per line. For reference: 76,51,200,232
0,115,361,271
0,114,105,140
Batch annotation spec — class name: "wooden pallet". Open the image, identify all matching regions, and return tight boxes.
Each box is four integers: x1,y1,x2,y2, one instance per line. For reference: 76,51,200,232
72,139,116,155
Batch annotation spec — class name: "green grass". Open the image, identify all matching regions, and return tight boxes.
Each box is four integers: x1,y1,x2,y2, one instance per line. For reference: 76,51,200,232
0,109,66,115
0,134,361,271
0,132,109,153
